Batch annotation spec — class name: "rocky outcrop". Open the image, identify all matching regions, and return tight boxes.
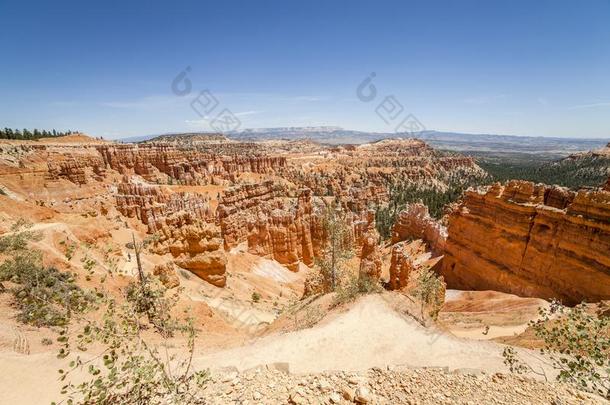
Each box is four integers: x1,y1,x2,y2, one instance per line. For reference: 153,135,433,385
115,179,226,287
218,181,280,249
153,262,180,289
97,144,286,185
115,181,214,233
388,240,443,290
441,180,610,304
358,210,382,281
219,183,325,271
152,218,227,287
168,220,227,287
388,240,446,317
391,203,447,255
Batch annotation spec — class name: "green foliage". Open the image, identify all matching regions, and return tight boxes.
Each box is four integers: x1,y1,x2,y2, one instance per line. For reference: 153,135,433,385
479,155,610,190
56,280,209,404
316,205,354,292
411,267,445,322
375,177,481,239
0,220,95,327
125,279,176,337
60,239,77,261
251,291,261,303
502,300,610,398
0,127,75,140
333,274,383,306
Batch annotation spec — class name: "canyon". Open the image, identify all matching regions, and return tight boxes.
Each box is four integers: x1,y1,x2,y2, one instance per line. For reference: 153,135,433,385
0,133,608,404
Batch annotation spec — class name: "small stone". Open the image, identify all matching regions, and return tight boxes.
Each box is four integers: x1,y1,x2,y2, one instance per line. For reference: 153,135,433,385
289,388,307,405
342,387,355,401
329,392,342,403
252,391,262,400
318,379,332,393
355,386,371,404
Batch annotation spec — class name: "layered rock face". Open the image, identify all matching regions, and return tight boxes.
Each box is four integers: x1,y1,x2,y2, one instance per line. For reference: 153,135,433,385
218,182,324,271
391,203,447,255
115,179,226,287
159,220,227,287
115,181,214,233
97,144,286,185
441,180,610,304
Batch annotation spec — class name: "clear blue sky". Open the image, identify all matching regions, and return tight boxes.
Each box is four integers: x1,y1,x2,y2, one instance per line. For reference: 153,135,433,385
1,0,609,138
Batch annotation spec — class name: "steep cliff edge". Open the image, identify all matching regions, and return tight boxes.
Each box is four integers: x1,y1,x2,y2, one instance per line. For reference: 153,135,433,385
441,180,610,304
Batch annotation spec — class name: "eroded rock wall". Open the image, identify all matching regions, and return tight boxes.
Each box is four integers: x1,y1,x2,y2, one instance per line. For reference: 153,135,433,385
115,179,226,287
441,180,610,304
391,203,447,255
219,182,324,271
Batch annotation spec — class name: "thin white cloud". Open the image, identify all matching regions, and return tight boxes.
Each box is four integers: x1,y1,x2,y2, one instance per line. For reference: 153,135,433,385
568,101,610,110
234,110,264,117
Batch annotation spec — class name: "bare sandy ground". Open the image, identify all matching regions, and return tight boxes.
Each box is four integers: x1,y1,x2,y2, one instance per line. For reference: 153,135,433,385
0,293,556,404
191,294,551,376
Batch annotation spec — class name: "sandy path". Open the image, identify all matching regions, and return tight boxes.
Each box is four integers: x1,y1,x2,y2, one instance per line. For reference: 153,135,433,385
192,294,550,375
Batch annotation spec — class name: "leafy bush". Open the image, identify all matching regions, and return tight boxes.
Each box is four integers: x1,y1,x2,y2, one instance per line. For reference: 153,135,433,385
334,274,383,306
56,279,209,404
0,221,95,327
411,267,445,322
503,300,610,398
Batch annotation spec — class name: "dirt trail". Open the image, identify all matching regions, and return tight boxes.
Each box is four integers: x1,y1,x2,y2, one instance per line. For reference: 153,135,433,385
192,294,552,376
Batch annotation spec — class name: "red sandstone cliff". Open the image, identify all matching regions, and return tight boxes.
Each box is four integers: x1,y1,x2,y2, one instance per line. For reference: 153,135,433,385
441,180,610,304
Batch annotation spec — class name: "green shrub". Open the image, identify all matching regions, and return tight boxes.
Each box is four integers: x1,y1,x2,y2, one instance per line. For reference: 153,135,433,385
0,221,95,327
56,277,209,404
334,274,382,306
503,300,610,398
0,252,95,327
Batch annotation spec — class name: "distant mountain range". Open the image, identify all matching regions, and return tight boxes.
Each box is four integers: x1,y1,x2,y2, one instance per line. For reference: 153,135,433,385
119,127,610,159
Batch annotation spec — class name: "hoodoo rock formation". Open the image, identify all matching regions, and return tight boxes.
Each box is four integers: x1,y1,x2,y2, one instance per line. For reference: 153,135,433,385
391,203,447,255
115,179,227,287
115,181,215,233
219,182,324,271
388,240,446,315
441,180,610,304
388,240,443,290
97,144,286,185
162,220,227,287
358,210,382,281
